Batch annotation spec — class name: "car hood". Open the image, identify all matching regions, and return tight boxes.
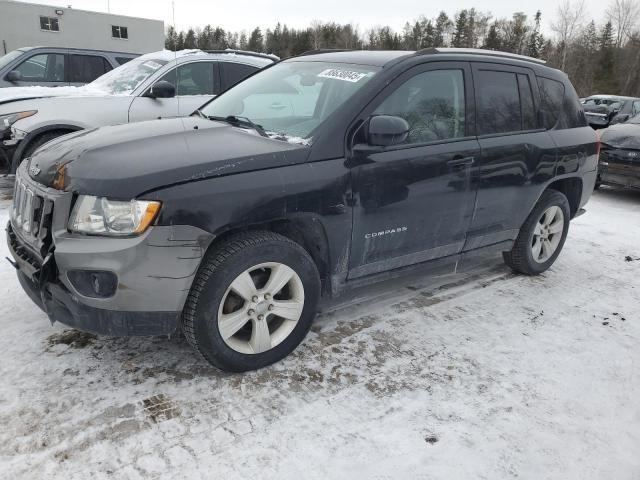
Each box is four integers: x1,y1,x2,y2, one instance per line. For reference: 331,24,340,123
0,85,112,106
600,123,640,149
26,117,310,198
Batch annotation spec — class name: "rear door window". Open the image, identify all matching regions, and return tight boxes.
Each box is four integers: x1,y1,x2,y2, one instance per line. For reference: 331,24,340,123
517,74,537,130
476,70,522,135
221,62,259,91
68,55,111,83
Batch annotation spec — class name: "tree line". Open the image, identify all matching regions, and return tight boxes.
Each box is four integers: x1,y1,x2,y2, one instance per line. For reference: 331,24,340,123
165,0,640,97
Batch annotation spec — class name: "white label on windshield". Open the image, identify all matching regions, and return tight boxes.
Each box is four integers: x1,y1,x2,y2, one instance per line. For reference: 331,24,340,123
142,60,164,70
318,69,367,83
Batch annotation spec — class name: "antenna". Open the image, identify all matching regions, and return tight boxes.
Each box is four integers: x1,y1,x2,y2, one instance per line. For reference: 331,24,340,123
172,1,180,116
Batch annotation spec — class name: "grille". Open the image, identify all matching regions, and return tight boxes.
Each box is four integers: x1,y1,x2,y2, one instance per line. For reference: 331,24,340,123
11,173,55,258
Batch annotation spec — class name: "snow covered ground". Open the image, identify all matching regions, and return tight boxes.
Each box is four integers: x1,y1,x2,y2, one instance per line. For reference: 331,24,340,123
0,186,639,479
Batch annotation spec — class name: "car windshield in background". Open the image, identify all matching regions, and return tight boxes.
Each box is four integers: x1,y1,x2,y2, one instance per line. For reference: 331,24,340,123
90,58,168,95
0,50,23,70
200,61,381,142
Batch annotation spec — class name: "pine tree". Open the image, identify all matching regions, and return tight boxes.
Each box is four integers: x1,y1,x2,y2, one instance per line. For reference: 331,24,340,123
165,25,178,51
248,27,264,53
483,22,501,50
452,10,469,47
594,22,619,93
526,11,544,58
433,11,451,47
183,29,197,49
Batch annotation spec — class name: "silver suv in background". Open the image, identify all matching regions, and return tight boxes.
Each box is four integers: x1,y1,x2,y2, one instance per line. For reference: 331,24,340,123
1,49,277,172
0,47,138,88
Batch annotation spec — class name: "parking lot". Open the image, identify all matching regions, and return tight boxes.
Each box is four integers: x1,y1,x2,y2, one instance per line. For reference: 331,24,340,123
0,183,638,479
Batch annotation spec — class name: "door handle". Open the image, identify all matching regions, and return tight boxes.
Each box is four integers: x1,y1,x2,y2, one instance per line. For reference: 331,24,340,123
447,156,475,168
270,103,287,110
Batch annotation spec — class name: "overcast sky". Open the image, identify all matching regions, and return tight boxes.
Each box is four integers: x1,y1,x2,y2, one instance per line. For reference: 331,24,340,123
22,0,608,35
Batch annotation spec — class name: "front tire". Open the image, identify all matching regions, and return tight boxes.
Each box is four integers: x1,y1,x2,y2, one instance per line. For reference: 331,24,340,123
182,231,321,372
503,190,571,275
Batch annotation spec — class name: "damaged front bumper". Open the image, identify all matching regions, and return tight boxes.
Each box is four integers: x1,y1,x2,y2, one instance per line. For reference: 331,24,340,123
7,222,190,336
6,165,214,336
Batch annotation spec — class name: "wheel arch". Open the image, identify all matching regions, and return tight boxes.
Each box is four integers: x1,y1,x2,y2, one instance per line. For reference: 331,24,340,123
11,124,84,172
545,176,583,218
206,214,332,296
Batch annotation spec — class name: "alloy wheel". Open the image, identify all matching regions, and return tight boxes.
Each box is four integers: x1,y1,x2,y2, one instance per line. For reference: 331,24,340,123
217,262,305,354
531,205,565,263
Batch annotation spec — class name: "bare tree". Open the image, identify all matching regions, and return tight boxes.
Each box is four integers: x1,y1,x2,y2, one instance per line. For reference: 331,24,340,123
606,0,640,47
551,0,586,70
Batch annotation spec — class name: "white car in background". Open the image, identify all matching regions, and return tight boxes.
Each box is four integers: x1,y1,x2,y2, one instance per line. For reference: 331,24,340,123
0,49,277,172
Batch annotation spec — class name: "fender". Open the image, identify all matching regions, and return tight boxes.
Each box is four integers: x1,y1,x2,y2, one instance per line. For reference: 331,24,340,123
11,124,84,172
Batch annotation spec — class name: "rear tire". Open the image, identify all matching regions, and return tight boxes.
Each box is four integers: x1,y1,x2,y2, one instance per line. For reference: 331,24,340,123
182,231,321,372
503,190,570,275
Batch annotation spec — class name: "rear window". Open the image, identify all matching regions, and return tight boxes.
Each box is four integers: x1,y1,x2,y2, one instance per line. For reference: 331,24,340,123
537,77,587,130
115,57,133,65
68,55,111,83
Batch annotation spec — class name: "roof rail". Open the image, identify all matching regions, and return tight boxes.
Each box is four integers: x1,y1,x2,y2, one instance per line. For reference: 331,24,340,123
203,49,279,62
417,47,546,65
298,49,358,56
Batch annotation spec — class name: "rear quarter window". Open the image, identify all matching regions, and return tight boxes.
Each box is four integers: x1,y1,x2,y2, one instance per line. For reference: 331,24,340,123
537,76,587,130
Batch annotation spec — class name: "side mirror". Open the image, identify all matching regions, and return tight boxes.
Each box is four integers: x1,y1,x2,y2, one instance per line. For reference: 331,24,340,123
5,70,21,83
367,115,410,147
147,81,176,99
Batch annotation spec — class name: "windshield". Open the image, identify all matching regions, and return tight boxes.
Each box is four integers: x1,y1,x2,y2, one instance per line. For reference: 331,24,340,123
0,50,24,71
200,61,380,141
89,58,168,95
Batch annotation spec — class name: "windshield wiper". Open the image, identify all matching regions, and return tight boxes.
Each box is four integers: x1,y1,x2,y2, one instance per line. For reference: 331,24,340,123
207,115,269,138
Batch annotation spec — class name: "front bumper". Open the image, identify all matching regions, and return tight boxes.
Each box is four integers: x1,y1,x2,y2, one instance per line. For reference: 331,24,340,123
585,113,609,127
598,149,640,189
7,164,215,336
16,269,181,336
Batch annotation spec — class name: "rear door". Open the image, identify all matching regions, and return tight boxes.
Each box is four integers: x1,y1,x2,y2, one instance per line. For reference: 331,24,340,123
128,60,220,122
464,62,557,251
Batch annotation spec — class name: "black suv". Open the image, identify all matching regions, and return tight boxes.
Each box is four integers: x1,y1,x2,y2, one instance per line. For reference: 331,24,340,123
7,48,598,371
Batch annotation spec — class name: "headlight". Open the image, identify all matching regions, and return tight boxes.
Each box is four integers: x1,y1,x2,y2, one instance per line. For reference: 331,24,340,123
68,195,161,236
0,110,37,129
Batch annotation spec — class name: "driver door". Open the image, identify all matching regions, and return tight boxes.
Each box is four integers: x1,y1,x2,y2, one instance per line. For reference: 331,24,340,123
128,61,219,122
348,62,480,278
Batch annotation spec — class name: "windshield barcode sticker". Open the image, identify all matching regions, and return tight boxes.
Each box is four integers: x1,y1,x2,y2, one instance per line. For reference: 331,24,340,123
318,69,368,83
143,61,164,70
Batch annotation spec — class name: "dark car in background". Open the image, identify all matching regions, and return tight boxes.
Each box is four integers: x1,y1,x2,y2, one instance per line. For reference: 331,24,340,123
597,114,640,190
583,95,640,128
0,47,138,88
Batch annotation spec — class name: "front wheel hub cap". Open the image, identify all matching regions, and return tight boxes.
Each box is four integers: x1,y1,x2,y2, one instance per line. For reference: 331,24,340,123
217,262,305,354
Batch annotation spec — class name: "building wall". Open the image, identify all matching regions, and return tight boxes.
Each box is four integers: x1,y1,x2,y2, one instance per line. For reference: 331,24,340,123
0,0,165,54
